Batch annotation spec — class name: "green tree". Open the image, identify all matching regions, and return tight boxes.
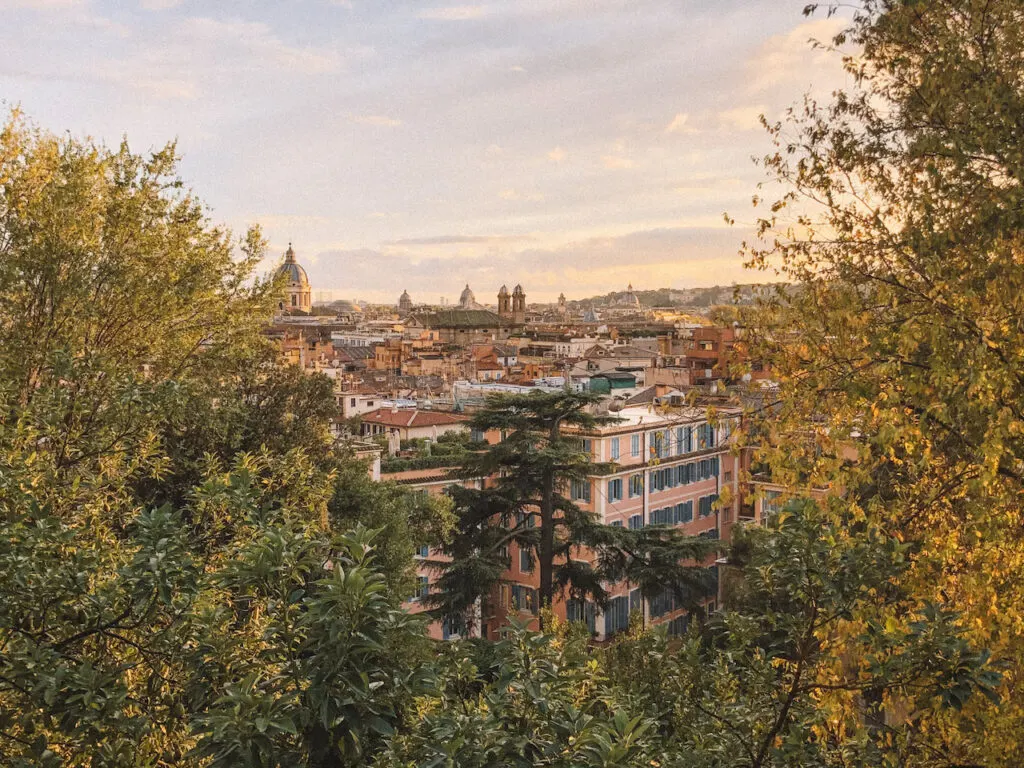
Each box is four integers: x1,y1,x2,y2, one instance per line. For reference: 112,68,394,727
0,111,433,767
428,390,714,631
742,0,1024,760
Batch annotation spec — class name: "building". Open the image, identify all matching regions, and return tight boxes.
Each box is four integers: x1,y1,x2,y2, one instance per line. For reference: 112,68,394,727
407,309,511,345
616,283,641,308
398,289,413,314
511,284,526,325
360,408,469,442
458,284,484,310
337,391,386,420
277,244,312,314
497,284,527,325
480,404,740,641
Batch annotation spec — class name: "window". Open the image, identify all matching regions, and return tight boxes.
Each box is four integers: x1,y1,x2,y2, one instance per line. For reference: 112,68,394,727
367,400,374,407
608,478,623,502
675,427,685,456
698,493,718,518
650,588,675,618
605,595,630,636
471,428,485,443
659,430,670,458
511,585,538,614
442,614,465,640
763,490,784,516
350,397,357,407
629,588,642,614
416,545,429,558
570,479,591,503
412,576,429,601
724,471,732,483
651,507,673,525
628,514,643,530
610,520,623,528
631,434,641,457
668,613,690,637
685,426,693,452
628,474,644,498
519,547,534,572
675,501,694,524
610,437,620,460
582,438,593,454
567,599,597,633
291,295,297,307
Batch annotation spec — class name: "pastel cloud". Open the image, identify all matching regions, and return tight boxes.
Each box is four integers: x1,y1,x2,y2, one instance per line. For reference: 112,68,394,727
351,114,403,127
417,5,488,21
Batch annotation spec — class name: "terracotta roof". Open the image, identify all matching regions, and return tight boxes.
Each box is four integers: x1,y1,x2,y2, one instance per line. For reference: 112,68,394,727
362,408,470,429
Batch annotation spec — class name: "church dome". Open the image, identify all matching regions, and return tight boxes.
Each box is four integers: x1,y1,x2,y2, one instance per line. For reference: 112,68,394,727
459,284,476,306
277,244,309,286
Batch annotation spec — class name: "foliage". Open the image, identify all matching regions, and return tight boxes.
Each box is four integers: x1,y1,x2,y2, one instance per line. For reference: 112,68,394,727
383,505,1001,768
375,621,662,768
0,111,435,767
742,0,1024,761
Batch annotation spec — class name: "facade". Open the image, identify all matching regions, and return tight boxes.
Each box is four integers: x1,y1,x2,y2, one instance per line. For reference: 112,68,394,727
408,310,510,345
277,244,312,314
478,405,740,641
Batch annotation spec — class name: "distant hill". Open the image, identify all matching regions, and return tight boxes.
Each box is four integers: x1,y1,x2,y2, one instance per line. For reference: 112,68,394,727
573,284,784,308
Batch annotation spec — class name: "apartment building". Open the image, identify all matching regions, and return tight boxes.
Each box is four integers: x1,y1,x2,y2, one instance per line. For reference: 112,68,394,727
381,405,740,643
488,404,740,641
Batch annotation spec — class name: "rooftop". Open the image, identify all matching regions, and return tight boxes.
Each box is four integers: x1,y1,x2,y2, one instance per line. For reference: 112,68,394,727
362,408,470,429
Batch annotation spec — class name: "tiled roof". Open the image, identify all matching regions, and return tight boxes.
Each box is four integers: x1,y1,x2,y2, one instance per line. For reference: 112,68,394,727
413,310,505,328
362,408,470,428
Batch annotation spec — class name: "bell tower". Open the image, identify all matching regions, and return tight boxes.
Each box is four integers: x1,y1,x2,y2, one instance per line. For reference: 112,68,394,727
512,284,526,325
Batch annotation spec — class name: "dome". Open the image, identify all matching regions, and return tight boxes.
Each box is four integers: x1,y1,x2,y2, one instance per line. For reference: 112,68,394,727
277,244,309,286
512,284,523,295
498,285,509,296
399,289,410,300
459,284,476,305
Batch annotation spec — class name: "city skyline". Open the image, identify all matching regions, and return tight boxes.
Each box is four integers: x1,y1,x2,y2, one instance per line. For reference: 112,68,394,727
2,0,850,302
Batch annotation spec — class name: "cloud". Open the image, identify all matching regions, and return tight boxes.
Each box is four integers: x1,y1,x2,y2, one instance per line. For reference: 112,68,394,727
744,17,848,95
664,112,693,135
0,0,83,7
309,226,755,303
417,5,487,21
383,234,535,246
499,188,544,202
351,114,402,127
717,106,765,132
601,155,634,170
179,17,341,74
547,146,566,164
140,0,183,9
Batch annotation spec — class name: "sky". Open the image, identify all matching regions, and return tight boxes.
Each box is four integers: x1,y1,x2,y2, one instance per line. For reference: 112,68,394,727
0,0,851,304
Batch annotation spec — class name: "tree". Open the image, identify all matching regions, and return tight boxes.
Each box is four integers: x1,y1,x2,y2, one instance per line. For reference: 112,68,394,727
741,0,1024,760
427,390,714,631
0,111,434,767
381,504,999,768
